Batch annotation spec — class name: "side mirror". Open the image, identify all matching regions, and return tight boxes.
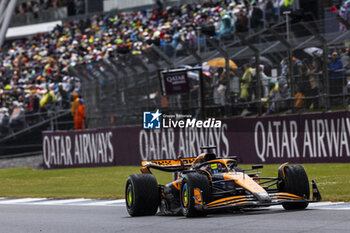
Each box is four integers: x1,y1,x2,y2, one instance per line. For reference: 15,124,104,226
252,165,263,170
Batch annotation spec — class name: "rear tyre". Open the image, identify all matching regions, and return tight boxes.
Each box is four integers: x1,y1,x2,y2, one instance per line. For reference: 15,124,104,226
125,174,160,216
279,165,310,210
181,173,211,217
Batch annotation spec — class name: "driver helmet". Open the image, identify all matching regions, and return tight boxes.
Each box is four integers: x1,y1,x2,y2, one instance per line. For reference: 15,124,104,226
209,163,220,174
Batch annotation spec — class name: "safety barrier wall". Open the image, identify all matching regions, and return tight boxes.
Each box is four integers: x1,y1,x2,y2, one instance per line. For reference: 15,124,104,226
42,110,350,169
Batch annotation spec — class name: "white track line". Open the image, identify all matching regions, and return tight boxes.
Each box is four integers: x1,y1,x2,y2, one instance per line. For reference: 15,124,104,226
0,198,47,204
80,200,125,206
0,198,348,210
268,202,344,209
33,198,88,205
0,198,125,206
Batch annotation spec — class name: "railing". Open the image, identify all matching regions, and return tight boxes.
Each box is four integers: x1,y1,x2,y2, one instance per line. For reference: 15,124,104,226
0,106,72,141
0,106,73,157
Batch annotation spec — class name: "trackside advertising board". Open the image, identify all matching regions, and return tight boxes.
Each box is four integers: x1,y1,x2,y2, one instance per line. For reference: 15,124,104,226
42,111,350,169
159,69,190,96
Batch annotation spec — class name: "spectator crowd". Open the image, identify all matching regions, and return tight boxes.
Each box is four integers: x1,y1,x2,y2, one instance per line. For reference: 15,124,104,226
0,0,284,134
1,0,350,132
203,47,350,117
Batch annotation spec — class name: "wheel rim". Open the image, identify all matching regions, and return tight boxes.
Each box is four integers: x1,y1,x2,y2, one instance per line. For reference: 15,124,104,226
126,183,133,207
182,183,188,207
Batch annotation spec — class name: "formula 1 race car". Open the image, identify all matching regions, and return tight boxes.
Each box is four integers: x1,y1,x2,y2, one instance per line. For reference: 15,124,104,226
125,146,321,217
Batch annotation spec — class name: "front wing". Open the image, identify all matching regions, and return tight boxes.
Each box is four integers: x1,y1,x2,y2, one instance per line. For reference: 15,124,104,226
202,193,307,210
193,180,321,211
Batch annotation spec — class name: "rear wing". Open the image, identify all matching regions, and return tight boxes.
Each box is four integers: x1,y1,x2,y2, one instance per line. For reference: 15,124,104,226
141,157,196,173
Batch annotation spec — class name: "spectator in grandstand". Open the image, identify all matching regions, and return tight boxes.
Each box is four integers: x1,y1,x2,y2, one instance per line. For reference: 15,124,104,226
67,0,76,16
264,75,290,115
33,2,40,18
264,0,275,26
0,107,10,135
162,34,175,58
9,101,25,129
340,48,350,70
259,65,270,99
292,57,303,81
213,67,225,106
229,71,240,115
212,68,228,116
235,8,248,32
76,0,85,15
74,98,86,130
240,64,252,102
295,59,310,95
40,88,57,112
329,52,344,99
25,90,40,115
339,0,350,32
344,49,350,85
219,13,235,39
281,57,288,76
306,59,320,109
57,83,70,109
251,3,264,29
71,78,81,96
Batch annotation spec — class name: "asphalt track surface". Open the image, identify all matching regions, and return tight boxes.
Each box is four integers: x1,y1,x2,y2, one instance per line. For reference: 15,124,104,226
0,200,350,233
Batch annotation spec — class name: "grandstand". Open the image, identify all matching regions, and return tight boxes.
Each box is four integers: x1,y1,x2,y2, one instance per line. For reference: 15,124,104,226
0,0,349,156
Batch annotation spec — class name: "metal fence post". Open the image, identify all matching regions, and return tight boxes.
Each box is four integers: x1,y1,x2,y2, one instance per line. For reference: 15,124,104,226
177,38,204,118
255,53,261,115
268,28,294,112
199,67,205,120
138,58,151,110
237,34,262,115
103,59,120,123
111,60,129,125
206,37,231,114
196,26,201,56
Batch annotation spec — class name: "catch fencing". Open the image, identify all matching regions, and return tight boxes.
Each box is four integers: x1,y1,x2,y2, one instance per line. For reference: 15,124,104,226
69,14,350,128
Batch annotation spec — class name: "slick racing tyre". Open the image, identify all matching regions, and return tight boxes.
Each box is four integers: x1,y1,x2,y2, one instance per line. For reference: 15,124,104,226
125,174,160,216
279,165,310,210
181,173,211,217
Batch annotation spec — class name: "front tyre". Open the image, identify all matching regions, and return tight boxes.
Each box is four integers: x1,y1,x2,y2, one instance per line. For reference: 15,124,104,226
181,173,211,217
125,174,160,216
279,165,310,210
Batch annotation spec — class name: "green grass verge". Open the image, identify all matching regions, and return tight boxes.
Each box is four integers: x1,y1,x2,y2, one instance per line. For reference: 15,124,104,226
0,163,349,201
0,166,172,199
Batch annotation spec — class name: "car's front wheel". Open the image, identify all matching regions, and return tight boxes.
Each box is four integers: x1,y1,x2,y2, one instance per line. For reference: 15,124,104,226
278,165,310,210
180,173,211,217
